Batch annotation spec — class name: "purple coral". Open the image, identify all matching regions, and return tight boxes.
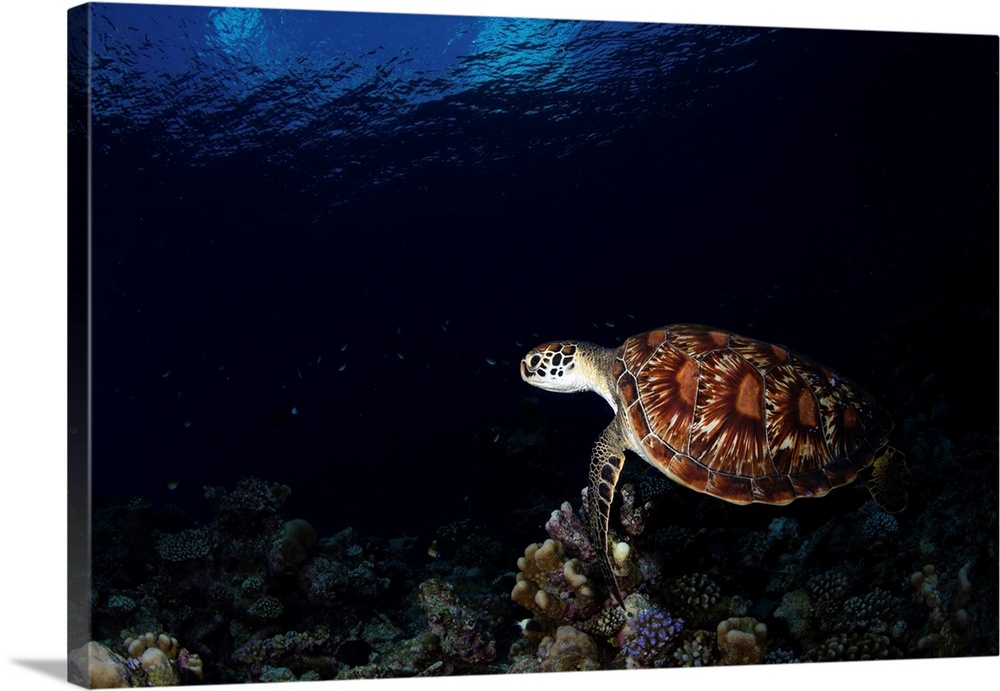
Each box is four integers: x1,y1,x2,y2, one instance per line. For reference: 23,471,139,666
545,501,597,561
619,606,684,667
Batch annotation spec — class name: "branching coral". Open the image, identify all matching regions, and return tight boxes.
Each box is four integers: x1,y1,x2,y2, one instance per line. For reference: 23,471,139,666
842,588,899,635
857,501,900,545
805,632,901,662
807,569,851,632
618,605,684,668
663,573,721,624
672,629,714,667
910,562,973,656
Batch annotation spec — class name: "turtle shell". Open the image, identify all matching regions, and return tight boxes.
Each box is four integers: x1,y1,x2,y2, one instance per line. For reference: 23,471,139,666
610,324,891,505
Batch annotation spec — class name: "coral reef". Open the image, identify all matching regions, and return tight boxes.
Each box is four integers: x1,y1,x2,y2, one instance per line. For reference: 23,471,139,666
417,577,504,667
663,573,721,625
671,629,714,667
618,605,684,668
537,626,601,672
83,300,1000,685
68,632,203,687
267,519,318,575
857,501,900,545
544,500,597,561
804,632,901,662
155,527,213,562
617,483,652,538
511,539,596,624
68,642,132,689
716,617,767,665
910,562,974,656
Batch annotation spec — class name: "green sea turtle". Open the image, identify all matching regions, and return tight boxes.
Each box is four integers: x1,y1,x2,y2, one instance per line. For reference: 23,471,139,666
520,323,906,605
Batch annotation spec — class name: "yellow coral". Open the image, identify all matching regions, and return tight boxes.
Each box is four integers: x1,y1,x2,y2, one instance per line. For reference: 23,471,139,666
68,641,131,688
138,647,180,686
512,539,596,625
124,631,179,660
911,562,972,656
538,625,600,672
716,617,767,665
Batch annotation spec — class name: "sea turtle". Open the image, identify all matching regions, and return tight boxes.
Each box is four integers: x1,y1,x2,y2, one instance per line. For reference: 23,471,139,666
519,323,906,605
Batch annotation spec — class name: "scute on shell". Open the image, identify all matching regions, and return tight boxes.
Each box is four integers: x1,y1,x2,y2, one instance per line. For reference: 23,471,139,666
617,324,891,505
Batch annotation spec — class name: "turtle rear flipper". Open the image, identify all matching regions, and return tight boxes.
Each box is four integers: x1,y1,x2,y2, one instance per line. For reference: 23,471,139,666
866,446,910,513
588,421,627,607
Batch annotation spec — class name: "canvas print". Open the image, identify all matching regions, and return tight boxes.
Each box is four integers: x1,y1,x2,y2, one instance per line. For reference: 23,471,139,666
67,2,998,686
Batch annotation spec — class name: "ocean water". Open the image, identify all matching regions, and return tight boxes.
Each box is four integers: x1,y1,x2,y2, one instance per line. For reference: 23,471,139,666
69,3,998,682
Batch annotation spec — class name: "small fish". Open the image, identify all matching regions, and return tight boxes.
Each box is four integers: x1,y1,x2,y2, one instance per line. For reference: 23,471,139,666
518,618,543,635
182,419,192,428
297,368,303,380
341,343,348,352
316,354,322,363
290,407,298,415
427,541,440,558
162,370,171,378
492,431,500,443
605,320,615,328
166,478,179,490
397,352,405,360
485,357,496,365
338,363,347,372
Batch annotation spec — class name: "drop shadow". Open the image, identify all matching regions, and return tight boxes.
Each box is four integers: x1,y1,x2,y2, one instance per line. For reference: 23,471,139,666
11,659,66,682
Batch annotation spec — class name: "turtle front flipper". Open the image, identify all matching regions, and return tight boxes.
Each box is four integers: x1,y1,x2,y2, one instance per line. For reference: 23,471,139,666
588,421,627,607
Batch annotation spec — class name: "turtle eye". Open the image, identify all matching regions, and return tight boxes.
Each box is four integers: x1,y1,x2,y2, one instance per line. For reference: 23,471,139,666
529,354,542,368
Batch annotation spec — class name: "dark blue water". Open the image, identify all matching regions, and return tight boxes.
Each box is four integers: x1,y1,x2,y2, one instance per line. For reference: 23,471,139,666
75,4,997,547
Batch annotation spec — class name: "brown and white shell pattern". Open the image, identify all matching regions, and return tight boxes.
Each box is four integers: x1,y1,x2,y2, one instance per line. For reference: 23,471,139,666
610,324,891,505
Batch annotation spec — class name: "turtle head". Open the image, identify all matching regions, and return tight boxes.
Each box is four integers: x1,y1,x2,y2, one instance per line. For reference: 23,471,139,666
520,341,597,394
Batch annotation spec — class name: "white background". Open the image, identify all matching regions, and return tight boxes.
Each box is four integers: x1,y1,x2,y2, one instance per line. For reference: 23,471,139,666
1,1,997,689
